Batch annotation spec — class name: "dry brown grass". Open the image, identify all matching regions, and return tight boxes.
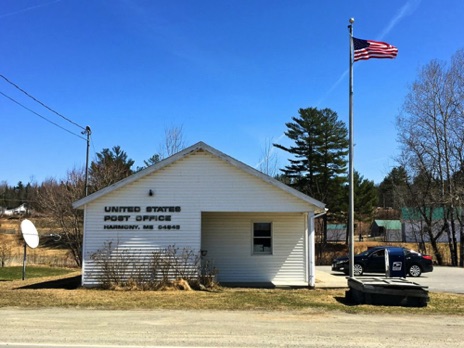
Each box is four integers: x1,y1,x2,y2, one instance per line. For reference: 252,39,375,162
0,218,74,267
0,271,463,315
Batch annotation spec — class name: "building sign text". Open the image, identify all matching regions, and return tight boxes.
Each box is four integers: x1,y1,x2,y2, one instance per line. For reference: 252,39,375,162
103,206,181,231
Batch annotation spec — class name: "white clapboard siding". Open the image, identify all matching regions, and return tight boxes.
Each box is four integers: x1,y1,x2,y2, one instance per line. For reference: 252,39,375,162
80,148,318,286
201,212,306,284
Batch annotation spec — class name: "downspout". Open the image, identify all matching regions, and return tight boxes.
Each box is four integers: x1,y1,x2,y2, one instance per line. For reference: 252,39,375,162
81,204,87,287
308,209,328,288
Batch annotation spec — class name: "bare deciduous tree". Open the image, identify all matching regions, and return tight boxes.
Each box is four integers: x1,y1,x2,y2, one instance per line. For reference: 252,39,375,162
160,125,186,158
36,168,85,266
258,137,279,177
397,49,464,266
137,125,186,172
0,244,12,267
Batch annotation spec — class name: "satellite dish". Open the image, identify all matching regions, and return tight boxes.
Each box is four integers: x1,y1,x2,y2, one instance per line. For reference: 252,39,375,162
20,219,39,249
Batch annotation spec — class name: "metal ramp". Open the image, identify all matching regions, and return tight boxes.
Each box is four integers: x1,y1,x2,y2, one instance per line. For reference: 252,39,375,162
346,277,429,307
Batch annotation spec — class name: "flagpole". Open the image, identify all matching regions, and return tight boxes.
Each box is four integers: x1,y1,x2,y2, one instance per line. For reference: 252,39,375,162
348,18,355,278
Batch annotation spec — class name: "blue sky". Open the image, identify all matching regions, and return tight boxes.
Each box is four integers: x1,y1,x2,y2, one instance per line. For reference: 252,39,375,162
1,0,463,186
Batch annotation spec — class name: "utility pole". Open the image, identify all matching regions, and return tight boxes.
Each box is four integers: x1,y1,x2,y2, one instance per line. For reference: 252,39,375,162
82,126,91,196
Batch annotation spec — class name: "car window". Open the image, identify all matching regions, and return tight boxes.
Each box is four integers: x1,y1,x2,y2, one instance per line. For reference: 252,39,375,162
403,249,419,256
358,250,371,256
371,249,384,258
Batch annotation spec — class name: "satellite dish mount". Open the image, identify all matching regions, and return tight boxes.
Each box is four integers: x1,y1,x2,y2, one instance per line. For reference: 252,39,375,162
20,219,40,280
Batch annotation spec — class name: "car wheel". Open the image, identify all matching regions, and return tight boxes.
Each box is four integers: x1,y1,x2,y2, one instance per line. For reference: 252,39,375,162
408,264,422,277
353,263,364,276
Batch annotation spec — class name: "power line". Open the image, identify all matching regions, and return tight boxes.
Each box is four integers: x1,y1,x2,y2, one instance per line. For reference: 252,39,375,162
0,90,86,141
90,133,97,155
0,74,92,193
0,74,86,131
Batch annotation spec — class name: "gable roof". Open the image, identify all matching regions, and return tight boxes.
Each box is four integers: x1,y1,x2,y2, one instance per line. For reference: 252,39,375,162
373,220,401,230
327,224,346,230
73,141,326,212
401,207,462,221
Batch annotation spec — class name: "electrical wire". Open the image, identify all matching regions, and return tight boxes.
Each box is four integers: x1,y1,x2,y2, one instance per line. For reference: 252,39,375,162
0,74,86,131
90,133,97,156
0,90,86,141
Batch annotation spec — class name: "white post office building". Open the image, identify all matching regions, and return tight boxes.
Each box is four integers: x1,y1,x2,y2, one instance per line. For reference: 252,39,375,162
73,142,325,287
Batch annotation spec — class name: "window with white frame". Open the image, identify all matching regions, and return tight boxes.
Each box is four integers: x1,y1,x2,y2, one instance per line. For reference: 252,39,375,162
253,222,272,255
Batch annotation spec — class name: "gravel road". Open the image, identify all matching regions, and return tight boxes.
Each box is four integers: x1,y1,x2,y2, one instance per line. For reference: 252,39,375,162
1,308,463,347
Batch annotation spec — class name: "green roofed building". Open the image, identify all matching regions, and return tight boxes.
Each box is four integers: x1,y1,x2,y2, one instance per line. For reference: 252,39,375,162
327,224,347,242
371,220,402,242
401,207,462,243
401,207,451,221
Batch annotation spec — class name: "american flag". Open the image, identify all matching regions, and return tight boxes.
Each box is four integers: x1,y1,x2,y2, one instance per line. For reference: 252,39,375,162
353,37,398,62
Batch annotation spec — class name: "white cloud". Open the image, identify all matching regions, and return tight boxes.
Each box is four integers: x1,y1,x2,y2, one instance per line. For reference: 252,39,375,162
378,0,422,40
0,0,62,19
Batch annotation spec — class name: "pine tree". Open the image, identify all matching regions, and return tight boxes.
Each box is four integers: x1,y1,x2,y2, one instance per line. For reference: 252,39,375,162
274,107,349,212
89,146,134,192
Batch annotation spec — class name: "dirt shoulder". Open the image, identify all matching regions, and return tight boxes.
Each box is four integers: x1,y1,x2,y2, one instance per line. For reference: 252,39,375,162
0,308,463,347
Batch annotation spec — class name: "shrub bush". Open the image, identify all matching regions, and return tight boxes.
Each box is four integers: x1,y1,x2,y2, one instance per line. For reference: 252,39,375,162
90,242,218,290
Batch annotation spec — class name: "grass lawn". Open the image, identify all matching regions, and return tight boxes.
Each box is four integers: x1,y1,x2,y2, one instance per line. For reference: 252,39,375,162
0,266,463,315
0,266,76,281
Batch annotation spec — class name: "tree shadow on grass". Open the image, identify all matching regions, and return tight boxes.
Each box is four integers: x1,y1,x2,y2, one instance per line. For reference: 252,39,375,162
15,275,81,290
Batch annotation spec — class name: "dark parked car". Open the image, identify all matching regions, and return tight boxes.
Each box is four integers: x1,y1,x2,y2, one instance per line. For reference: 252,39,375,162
331,246,433,277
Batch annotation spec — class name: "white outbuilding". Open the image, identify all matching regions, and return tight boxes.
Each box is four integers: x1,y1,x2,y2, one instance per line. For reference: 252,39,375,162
73,142,325,287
